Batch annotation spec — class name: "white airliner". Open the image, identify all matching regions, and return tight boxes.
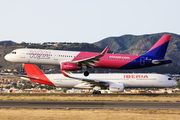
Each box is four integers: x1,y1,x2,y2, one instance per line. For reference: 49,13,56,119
4,35,172,76
20,64,177,94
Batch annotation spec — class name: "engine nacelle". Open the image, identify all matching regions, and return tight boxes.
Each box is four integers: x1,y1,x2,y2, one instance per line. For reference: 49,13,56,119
109,83,124,92
60,62,82,71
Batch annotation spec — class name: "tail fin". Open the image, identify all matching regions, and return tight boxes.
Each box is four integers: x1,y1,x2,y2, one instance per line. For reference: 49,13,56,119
24,64,44,77
24,64,55,86
143,35,171,58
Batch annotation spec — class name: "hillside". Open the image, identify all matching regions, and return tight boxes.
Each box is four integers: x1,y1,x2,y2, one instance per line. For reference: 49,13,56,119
94,32,180,73
0,40,17,45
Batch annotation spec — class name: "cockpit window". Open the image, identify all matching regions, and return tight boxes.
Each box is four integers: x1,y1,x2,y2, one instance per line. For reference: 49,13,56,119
11,52,16,54
168,78,172,80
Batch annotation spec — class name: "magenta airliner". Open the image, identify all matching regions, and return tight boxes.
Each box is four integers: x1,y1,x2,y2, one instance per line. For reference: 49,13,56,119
5,35,172,76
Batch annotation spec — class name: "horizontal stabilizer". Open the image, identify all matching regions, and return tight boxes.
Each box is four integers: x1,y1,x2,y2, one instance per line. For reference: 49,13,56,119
152,59,172,64
19,75,39,80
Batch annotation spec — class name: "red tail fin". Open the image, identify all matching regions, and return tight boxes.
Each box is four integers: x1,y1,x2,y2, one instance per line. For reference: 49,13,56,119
24,64,55,86
24,64,44,77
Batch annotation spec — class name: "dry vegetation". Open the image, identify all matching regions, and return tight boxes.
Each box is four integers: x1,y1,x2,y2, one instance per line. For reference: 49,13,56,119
1,95,180,102
1,95,180,120
0,108,179,120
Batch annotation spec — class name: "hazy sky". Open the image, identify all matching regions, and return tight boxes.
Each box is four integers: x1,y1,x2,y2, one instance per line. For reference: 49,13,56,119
0,0,179,43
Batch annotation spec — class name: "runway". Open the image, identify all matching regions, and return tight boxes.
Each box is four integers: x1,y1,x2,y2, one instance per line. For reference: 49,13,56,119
0,93,180,97
0,100,180,109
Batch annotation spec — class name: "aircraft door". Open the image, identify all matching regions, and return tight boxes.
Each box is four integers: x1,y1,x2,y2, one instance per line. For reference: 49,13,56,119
54,52,58,60
140,57,145,66
158,76,165,87
21,50,25,58
158,76,163,83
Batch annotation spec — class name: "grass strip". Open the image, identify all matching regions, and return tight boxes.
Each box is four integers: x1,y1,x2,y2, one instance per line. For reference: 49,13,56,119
0,95,180,102
0,108,180,120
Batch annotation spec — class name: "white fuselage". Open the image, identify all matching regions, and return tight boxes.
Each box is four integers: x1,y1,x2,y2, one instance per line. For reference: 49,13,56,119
5,48,78,65
25,73,176,89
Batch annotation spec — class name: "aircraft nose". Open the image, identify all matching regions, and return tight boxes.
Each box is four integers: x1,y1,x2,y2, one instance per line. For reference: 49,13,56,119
173,81,177,86
4,54,11,61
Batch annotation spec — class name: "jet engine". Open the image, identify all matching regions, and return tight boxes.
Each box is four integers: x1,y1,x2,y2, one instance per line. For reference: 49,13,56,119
109,83,124,92
60,62,82,71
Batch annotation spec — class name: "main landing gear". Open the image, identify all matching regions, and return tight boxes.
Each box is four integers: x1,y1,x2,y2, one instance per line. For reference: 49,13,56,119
92,86,101,94
92,90,101,94
21,63,25,72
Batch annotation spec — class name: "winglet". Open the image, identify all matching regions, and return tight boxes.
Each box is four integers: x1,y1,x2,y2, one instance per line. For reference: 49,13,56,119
101,45,109,55
60,70,70,77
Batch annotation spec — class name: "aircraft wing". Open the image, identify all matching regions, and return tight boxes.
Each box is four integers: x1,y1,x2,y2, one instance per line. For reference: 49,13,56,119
69,46,109,68
60,70,109,86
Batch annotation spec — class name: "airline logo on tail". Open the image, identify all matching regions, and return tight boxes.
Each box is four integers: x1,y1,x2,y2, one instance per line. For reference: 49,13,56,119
143,35,171,58
23,64,55,86
120,35,172,69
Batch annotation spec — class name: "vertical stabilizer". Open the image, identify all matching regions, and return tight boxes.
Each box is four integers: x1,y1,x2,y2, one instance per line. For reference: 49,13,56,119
24,64,55,86
24,64,44,77
143,35,171,58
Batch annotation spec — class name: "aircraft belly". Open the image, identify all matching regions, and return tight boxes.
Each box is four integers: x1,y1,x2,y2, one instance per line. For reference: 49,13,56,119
27,58,57,65
51,78,79,88
123,80,154,88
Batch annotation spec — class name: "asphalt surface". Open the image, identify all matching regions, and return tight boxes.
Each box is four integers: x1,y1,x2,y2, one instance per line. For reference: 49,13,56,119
0,93,180,97
0,100,180,109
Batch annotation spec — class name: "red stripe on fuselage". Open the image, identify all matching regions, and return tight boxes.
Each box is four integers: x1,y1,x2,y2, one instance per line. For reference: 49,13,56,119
148,35,171,52
72,52,139,69
24,64,55,86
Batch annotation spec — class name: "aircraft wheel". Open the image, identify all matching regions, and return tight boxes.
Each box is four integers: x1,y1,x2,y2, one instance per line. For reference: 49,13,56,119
92,90,96,94
98,91,101,94
92,90,101,94
84,71,89,76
